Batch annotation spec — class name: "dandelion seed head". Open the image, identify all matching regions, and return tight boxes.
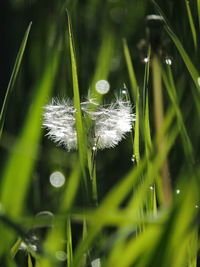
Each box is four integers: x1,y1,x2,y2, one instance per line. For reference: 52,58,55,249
43,96,135,150
43,98,77,151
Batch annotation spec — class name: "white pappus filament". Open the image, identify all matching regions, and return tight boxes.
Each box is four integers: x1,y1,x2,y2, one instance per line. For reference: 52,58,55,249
43,97,135,150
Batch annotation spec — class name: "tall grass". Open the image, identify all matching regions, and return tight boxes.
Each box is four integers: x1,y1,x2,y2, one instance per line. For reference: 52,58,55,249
0,1,200,267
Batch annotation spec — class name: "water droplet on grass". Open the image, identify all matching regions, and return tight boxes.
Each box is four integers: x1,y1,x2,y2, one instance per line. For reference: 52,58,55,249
149,186,154,190
131,155,136,163
95,80,110,94
143,57,149,63
35,211,54,228
176,189,180,194
55,251,67,261
165,57,172,65
92,145,97,151
50,171,65,188
121,88,127,95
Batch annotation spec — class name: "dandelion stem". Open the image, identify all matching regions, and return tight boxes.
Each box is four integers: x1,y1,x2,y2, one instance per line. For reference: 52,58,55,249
152,54,172,205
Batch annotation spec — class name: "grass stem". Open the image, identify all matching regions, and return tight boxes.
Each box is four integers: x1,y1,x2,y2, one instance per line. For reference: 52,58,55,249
152,54,172,206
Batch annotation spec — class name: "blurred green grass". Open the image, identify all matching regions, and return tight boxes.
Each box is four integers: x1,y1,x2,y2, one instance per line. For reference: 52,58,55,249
0,0,200,266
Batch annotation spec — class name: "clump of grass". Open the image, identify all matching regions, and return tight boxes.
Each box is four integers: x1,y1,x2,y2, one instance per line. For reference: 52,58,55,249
0,2,200,267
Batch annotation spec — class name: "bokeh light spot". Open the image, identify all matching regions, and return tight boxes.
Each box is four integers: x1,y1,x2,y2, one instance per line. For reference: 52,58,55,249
50,171,65,188
95,80,110,94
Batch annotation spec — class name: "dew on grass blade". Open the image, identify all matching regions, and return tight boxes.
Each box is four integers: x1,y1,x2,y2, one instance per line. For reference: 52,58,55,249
121,88,127,95
24,234,40,253
143,57,149,63
95,80,110,94
50,171,65,188
92,145,97,152
176,189,180,194
165,57,172,65
131,155,136,164
195,204,199,209
149,186,154,191
35,211,54,228
55,251,67,261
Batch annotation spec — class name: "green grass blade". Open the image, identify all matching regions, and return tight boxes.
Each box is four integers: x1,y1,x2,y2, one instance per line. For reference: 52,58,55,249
28,254,33,267
0,22,32,138
153,1,200,92
66,10,89,196
185,0,197,50
0,50,59,254
123,39,140,163
0,51,59,216
162,66,194,160
122,39,138,101
67,218,73,267
197,0,200,29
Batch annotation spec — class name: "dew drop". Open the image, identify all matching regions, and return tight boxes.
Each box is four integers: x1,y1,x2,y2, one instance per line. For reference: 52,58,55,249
176,189,180,194
35,211,54,228
95,80,110,94
121,88,127,95
55,251,67,261
149,186,154,191
131,155,136,163
92,145,97,151
19,241,27,251
195,204,199,209
143,57,149,63
91,258,101,267
165,57,172,65
49,171,65,188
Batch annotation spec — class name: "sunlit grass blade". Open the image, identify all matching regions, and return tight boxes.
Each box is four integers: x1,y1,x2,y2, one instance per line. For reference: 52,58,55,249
66,10,89,197
185,0,197,50
162,65,194,160
66,218,73,267
123,39,140,163
153,1,200,92
28,254,33,267
0,22,32,138
0,49,59,254
10,238,22,258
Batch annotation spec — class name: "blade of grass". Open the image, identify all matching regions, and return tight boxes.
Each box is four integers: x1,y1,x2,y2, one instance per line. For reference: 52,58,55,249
152,55,172,205
153,1,200,92
0,49,59,255
123,39,140,163
162,65,194,160
0,22,32,138
66,218,73,267
185,0,197,50
66,10,89,198
28,254,33,267
197,0,200,29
